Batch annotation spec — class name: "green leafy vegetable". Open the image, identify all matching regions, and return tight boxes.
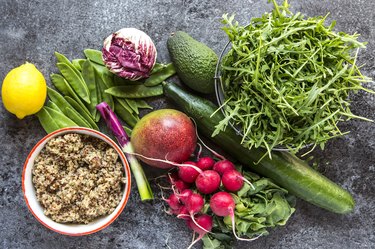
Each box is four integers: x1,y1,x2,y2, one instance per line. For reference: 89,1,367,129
215,0,374,155
203,170,295,249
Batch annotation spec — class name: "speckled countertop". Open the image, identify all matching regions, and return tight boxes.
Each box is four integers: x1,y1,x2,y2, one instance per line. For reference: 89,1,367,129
0,0,374,248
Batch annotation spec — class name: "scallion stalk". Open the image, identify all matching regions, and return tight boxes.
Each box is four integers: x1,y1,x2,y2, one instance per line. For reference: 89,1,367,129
97,102,154,201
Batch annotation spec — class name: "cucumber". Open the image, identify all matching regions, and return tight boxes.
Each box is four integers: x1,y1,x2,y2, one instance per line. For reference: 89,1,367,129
163,82,355,214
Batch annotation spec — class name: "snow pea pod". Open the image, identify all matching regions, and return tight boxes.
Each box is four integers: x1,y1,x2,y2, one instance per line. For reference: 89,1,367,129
47,87,92,128
56,62,91,104
134,99,153,109
144,63,176,87
65,107,92,129
50,74,91,116
105,84,163,98
36,107,60,133
43,106,77,128
65,96,99,130
72,59,86,71
125,98,139,114
46,101,62,112
95,69,114,111
122,126,132,137
90,60,114,87
50,74,70,96
112,74,143,86
55,52,84,78
114,99,139,127
47,87,74,112
82,60,98,118
84,49,104,65
116,98,134,114
150,63,165,74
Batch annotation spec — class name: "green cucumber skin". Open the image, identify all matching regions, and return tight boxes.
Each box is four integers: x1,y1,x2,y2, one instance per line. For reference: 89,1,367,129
163,82,355,214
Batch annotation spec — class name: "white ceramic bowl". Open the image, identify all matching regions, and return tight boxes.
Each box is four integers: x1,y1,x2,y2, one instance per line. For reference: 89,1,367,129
22,127,132,236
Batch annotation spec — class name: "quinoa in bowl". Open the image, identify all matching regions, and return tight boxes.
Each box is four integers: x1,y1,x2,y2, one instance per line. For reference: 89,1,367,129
32,133,126,224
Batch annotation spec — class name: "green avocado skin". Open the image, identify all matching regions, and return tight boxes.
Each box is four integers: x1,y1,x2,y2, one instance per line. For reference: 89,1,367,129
167,31,218,94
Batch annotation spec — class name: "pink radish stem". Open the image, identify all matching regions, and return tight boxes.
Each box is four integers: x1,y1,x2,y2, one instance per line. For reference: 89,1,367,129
186,214,213,249
242,177,255,190
128,152,203,174
210,192,262,242
196,143,203,160
191,118,226,160
229,209,263,241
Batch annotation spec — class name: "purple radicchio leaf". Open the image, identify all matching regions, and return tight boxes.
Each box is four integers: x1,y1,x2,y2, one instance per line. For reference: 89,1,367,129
102,28,157,81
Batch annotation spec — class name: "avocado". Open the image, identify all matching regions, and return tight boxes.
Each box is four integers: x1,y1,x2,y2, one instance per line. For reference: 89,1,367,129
167,31,218,94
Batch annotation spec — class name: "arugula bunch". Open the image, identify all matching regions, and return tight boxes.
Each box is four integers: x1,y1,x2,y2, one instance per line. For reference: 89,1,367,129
215,0,373,155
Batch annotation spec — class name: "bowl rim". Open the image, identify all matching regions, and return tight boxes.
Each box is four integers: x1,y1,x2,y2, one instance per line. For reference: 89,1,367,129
22,127,132,236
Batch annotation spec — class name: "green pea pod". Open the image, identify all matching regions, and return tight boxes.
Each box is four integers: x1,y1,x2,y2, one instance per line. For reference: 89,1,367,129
105,84,163,98
112,75,143,86
114,99,139,127
84,49,104,65
134,99,153,109
46,100,62,112
116,98,134,114
150,63,166,74
72,59,86,71
144,63,176,87
50,74,91,116
47,87,94,129
64,106,92,129
96,69,114,110
122,126,133,137
47,87,74,112
55,52,84,78
54,52,74,67
44,106,77,128
82,60,98,118
90,61,114,87
36,107,60,133
56,62,91,104
65,96,99,130
50,74,69,96
125,98,139,114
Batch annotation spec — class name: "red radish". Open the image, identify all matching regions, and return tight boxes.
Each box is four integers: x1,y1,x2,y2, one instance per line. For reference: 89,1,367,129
213,160,236,175
195,170,221,194
185,193,204,215
222,170,244,192
168,171,179,184
185,192,210,234
222,170,255,192
131,109,197,169
177,189,193,204
168,171,191,192
197,156,215,171
210,192,262,241
186,214,213,249
176,206,190,220
164,193,182,210
178,161,201,183
174,179,191,192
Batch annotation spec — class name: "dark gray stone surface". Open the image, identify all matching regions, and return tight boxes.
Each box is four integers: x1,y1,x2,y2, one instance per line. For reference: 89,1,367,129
0,0,374,248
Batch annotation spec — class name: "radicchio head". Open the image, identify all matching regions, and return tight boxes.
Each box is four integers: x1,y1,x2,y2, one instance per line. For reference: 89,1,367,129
102,28,157,81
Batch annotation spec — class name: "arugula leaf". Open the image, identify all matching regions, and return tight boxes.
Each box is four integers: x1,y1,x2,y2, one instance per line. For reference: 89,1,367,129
215,0,373,156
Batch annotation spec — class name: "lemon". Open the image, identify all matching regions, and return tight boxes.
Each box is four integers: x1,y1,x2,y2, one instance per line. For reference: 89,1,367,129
2,62,47,119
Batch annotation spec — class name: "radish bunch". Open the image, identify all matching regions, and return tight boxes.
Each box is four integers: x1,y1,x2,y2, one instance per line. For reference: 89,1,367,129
161,155,259,248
